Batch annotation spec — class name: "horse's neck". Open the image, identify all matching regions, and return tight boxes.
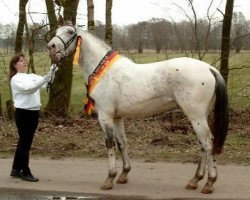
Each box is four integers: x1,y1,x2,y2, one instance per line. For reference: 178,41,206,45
78,31,111,82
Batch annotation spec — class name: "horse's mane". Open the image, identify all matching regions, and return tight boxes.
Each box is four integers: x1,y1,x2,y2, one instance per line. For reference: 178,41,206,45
77,28,111,52
77,28,134,64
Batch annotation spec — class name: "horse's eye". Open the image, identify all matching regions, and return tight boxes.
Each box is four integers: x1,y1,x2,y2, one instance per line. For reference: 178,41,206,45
68,30,74,34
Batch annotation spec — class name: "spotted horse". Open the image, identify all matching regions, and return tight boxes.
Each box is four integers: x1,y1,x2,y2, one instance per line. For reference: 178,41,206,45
47,21,229,194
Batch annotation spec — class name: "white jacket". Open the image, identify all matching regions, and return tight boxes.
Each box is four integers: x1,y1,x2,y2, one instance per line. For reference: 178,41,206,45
11,73,48,110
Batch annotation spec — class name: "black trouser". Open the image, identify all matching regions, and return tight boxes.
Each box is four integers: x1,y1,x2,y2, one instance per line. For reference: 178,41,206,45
12,108,39,175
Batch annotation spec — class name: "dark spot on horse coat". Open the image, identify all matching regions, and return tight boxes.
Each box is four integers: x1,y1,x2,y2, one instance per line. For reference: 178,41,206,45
104,125,115,148
116,138,122,151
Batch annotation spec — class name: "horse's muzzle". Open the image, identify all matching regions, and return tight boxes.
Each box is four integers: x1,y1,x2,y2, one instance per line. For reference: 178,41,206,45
48,51,61,63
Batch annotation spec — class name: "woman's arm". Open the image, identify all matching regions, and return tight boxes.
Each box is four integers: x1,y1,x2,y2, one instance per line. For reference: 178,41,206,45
11,74,51,95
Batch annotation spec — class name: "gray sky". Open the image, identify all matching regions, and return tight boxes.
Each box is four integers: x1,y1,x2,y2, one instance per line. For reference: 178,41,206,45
0,0,250,26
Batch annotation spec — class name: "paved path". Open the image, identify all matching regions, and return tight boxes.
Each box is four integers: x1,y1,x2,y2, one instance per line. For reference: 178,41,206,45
0,157,249,199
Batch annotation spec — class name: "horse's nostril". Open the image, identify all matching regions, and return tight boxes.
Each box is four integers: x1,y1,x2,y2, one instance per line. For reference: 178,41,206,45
52,43,56,48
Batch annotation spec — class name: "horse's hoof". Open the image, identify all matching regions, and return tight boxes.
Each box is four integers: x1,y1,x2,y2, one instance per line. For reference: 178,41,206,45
117,173,128,184
185,182,198,190
185,178,198,190
117,178,128,184
201,183,214,194
101,181,113,190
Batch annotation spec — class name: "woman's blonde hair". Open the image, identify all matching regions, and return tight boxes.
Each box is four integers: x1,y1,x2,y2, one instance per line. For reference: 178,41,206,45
8,52,25,81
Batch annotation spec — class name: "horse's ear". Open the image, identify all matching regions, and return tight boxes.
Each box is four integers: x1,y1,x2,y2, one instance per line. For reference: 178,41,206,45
58,15,65,26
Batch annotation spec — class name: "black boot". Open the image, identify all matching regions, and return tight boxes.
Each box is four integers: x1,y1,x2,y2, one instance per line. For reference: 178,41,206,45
10,169,21,178
20,172,39,182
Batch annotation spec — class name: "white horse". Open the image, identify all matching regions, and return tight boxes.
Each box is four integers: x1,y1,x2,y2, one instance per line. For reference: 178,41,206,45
47,22,229,194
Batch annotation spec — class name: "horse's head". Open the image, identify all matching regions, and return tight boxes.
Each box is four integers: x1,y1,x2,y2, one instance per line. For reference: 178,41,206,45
47,21,78,63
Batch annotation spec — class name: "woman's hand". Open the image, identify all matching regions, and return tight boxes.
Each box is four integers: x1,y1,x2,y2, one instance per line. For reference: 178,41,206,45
50,64,58,83
44,64,58,83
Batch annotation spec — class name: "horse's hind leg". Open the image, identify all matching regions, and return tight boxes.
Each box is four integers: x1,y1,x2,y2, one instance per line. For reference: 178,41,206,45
185,144,207,190
98,112,117,190
114,118,131,184
187,119,217,194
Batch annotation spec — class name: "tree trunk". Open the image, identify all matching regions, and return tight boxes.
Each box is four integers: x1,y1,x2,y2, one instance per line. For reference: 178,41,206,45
45,57,74,117
45,0,58,39
220,0,234,84
87,0,95,34
155,41,161,53
45,0,79,117
24,21,35,73
6,100,14,120
138,40,143,54
15,0,29,53
64,0,79,25
105,0,113,46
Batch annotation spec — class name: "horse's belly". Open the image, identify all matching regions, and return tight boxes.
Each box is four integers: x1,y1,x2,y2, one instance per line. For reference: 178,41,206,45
115,97,176,118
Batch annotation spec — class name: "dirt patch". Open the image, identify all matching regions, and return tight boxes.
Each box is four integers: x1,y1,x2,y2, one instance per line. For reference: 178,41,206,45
0,108,249,164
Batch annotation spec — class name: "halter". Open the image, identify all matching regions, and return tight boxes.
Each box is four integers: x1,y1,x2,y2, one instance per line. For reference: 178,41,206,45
55,26,78,62
56,32,77,52
47,25,78,94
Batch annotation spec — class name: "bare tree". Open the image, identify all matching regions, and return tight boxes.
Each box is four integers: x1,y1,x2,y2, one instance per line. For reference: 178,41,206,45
87,0,95,34
24,23,48,73
45,0,58,39
0,49,14,119
149,18,172,53
45,0,80,117
15,0,29,53
1,24,16,53
231,12,248,53
95,20,105,39
105,0,113,46
127,21,149,54
173,0,218,60
24,21,35,73
220,0,234,84
63,0,79,25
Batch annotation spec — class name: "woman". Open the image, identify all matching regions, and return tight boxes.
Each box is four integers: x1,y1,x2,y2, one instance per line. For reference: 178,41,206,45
8,52,57,182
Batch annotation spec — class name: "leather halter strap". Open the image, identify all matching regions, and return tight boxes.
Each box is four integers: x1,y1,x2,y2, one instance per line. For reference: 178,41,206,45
56,29,77,51
54,25,78,63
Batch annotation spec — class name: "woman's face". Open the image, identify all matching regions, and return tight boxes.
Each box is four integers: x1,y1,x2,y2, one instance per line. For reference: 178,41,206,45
14,56,27,73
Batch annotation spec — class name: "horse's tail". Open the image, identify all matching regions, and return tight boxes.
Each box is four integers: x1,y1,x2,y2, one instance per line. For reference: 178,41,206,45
209,68,229,155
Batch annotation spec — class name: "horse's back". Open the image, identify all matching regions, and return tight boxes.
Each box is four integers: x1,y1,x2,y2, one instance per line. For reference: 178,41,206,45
166,57,214,73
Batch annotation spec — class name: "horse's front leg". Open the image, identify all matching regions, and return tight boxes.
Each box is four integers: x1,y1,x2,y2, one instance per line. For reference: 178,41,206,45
98,112,117,190
114,118,131,184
